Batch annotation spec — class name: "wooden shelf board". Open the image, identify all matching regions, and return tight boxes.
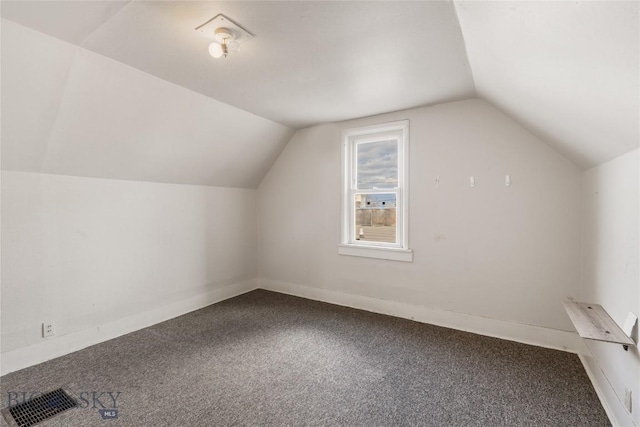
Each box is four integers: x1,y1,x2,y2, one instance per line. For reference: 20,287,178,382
564,300,635,346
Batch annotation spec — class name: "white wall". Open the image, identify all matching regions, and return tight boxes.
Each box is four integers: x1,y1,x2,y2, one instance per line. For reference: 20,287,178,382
258,99,583,335
1,171,258,374
581,149,639,426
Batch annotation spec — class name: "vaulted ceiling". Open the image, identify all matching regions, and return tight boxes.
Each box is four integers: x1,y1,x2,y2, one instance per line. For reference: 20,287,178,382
1,1,638,188
455,0,639,169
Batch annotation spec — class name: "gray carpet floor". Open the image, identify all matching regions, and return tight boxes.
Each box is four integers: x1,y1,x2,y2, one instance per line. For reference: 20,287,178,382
1,289,610,426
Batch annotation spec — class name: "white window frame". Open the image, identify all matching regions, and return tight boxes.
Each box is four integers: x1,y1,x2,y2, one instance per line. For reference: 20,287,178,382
339,120,412,262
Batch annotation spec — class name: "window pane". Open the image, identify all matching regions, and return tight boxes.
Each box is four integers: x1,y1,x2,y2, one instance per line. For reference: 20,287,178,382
354,193,396,244
356,139,398,189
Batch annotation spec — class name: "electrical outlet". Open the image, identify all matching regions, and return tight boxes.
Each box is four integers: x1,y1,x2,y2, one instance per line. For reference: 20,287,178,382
625,388,632,413
42,322,55,338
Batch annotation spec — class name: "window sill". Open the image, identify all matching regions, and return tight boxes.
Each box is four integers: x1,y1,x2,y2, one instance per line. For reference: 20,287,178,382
338,244,413,262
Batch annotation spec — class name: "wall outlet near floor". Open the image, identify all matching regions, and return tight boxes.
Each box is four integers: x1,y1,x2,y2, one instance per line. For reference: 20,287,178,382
42,322,55,338
624,388,632,413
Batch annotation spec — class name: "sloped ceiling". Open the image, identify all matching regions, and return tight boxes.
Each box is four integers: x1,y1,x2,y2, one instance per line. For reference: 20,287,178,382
1,1,475,187
1,0,638,186
1,19,294,188
455,0,639,169
2,1,475,129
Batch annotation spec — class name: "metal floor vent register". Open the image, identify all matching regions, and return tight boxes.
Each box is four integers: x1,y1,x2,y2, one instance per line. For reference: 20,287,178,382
2,388,77,427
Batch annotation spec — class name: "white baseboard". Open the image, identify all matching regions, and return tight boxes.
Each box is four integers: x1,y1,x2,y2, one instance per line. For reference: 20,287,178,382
0,279,258,376
3,277,623,426
259,279,587,355
579,353,636,427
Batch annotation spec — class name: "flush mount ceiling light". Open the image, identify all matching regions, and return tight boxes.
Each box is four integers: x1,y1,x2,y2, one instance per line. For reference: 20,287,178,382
196,13,254,59
209,28,237,59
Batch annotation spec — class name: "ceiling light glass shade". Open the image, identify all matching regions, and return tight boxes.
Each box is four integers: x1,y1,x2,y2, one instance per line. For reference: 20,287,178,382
208,42,223,59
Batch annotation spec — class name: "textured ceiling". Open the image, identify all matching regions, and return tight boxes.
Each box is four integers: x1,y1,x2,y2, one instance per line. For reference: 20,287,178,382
1,0,638,186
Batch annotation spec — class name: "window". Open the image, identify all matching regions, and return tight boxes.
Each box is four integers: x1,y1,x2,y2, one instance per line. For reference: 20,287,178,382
339,120,412,262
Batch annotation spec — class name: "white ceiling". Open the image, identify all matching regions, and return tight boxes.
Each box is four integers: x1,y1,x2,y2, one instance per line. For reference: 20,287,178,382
1,1,475,129
1,0,638,184
2,19,293,188
455,1,639,169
